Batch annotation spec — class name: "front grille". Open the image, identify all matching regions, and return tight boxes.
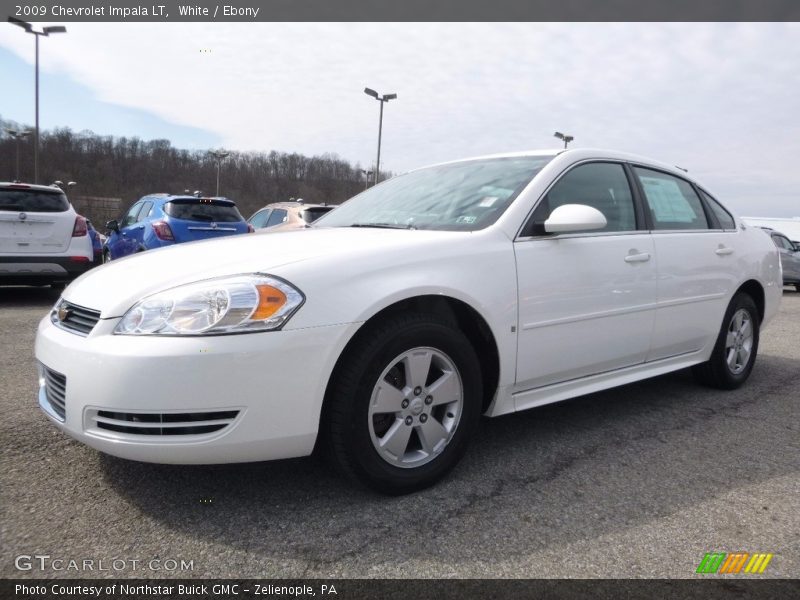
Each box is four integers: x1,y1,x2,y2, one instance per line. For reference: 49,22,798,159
90,410,240,436
42,365,67,420
52,300,101,335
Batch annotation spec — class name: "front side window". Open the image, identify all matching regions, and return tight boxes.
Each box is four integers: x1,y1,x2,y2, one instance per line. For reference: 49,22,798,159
137,201,153,222
527,162,637,234
634,167,710,230
122,202,143,227
315,156,553,232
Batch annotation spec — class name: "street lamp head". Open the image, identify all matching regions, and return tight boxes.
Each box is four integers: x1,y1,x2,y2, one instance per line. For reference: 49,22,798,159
554,132,564,140
383,93,397,101
364,87,379,98
8,17,32,32
43,26,67,35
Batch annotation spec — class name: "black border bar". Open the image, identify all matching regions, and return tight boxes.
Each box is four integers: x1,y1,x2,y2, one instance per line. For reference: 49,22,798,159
4,579,800,600
3,0,800,22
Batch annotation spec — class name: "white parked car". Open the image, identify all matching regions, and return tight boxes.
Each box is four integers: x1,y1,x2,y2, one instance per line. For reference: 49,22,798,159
35,149,782,494
1,182,94,287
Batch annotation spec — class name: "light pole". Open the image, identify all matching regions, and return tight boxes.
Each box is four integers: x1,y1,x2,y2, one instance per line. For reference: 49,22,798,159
364,88,396,186
208,149,230,196
360,168,373,190
5,128,32,181
554,131,574,149
8,17,67,184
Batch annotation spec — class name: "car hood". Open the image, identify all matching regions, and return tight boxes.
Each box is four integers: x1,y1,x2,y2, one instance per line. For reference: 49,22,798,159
63,227,467,317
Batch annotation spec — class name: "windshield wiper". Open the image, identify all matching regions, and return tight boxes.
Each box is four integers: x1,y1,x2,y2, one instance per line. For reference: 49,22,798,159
349,222,415,230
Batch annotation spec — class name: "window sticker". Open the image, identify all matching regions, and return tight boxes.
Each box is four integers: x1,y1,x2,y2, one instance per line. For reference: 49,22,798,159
456,215,477,224
640,176,697,223
478,196,499,207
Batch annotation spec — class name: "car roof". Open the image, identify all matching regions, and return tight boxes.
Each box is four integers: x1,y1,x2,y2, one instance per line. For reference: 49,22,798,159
0,182,66,193
256,202,331,210
143,194,236,204
415,148,693,180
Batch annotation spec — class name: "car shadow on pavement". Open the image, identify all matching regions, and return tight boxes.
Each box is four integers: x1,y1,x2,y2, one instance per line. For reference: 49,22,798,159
0,286,61,307
97,352,800,574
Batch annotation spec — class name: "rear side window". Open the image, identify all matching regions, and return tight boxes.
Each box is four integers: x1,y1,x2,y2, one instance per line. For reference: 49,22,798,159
248,209,272,228
701,191,736,230
528,162,637,234
265,209,288,227
634,167,710,230
0,190,69,212
773,235,794,251
165,200,244,223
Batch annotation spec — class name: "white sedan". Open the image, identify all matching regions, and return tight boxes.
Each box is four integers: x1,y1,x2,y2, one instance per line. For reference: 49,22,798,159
35,149,782,494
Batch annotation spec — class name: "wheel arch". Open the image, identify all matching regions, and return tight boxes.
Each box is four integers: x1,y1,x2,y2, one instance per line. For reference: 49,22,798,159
736,279,765,323
321,294,501,419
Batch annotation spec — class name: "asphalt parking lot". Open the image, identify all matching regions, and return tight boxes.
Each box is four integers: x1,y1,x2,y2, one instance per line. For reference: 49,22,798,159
1,286,798,579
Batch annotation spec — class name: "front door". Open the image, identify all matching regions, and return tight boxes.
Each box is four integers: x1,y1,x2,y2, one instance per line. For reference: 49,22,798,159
514,161,657,391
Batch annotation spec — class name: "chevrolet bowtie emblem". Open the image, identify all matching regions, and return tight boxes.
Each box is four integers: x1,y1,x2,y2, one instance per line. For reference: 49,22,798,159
57,305,70,322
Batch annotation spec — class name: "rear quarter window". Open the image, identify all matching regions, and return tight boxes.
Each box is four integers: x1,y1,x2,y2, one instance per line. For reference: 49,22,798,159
0,190,69,212
165,201,244,223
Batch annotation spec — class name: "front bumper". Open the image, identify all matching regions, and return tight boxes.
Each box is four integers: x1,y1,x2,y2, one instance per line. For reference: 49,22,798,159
35,315,357,464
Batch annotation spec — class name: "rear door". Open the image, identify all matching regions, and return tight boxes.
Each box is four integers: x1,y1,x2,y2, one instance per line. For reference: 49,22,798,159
0,187,73,254
164,198,247,242
632,167,740,361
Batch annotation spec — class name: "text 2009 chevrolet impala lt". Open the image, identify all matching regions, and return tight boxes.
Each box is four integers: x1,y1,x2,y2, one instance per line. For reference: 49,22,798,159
35,149,781,494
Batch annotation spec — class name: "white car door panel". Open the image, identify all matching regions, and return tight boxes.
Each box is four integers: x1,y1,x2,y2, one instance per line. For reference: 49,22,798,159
632,167,741,361
647,231,739,360
513,161,656,391
515,233,657,390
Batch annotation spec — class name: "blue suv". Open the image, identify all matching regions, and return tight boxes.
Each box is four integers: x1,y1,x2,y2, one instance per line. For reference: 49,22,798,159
104,194,251,261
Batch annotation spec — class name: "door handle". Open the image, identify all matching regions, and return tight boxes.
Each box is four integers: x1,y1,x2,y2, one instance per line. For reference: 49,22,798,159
715,246,734,256
624,252,651,263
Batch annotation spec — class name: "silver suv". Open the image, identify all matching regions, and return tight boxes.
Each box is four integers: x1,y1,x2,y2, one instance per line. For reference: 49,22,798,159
0,182,94,287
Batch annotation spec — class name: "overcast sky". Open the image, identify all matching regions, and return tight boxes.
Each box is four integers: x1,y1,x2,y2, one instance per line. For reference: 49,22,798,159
1,22,799,216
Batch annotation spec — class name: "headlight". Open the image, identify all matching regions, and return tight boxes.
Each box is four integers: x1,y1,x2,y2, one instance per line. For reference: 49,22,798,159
114,274,304,336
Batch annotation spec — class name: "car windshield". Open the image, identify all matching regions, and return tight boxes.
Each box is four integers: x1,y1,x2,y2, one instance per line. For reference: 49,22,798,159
164,199,243,222
0,189,69,212
314,156,553,231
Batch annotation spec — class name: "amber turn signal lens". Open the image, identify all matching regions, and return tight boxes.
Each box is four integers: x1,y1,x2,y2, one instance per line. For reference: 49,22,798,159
252,285,287,319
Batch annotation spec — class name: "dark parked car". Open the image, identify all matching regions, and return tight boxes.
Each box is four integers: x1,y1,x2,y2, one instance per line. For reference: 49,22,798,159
764,227,800,290
104,194,251,261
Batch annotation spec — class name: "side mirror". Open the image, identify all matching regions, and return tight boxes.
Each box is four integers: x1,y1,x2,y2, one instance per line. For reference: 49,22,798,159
106,219,119,233
544,204,607,233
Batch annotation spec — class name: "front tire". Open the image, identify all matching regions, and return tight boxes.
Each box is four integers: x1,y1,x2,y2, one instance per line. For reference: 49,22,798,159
692,292,760,390
323,312,483,495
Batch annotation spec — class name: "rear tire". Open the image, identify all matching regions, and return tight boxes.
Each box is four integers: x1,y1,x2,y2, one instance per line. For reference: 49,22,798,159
102,249,111,264
323,312,482,495
692,293,760,390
